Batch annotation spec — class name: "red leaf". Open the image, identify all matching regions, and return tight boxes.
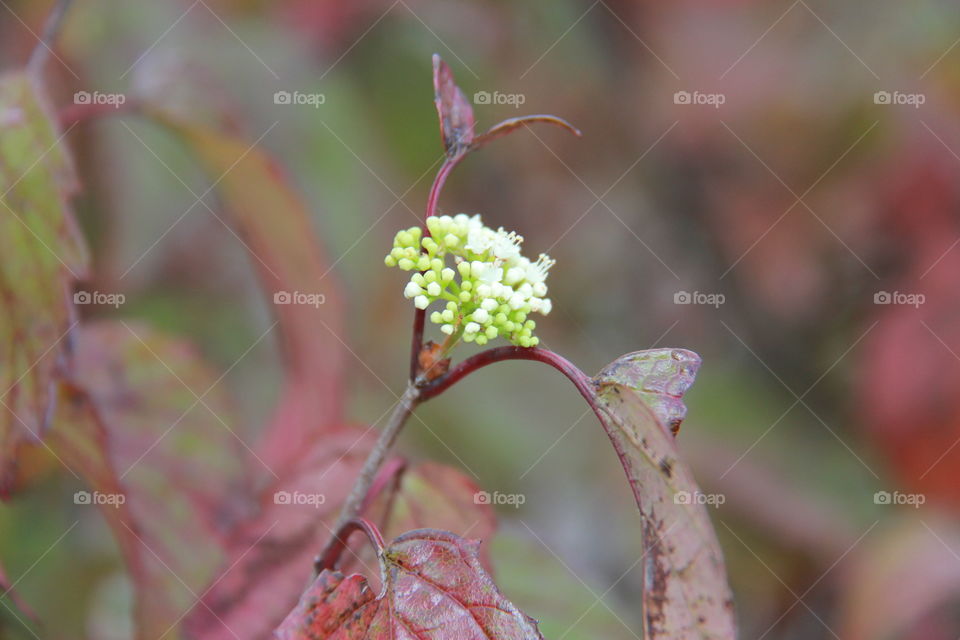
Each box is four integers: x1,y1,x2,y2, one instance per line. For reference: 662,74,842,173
433,54,476,157
275,528,543,640
591,349,736,640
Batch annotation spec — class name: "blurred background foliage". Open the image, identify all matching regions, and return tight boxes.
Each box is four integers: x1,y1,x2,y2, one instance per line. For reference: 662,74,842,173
3,0,960,638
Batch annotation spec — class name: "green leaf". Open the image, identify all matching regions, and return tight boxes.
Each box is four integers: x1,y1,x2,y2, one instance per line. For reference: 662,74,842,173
0,71,87,494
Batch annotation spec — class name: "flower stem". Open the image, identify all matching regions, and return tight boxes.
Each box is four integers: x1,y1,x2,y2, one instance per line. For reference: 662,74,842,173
409,156,460,382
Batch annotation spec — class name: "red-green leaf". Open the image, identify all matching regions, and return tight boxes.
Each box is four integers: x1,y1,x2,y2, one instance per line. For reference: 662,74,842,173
0,71,87,494
591,349,736,640
433,54,476,158
275,528,543,640
48,321,248,638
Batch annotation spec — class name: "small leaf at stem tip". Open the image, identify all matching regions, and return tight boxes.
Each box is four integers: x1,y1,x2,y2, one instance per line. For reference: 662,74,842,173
473,115,582,150
275,528,544,640
433,54,476,157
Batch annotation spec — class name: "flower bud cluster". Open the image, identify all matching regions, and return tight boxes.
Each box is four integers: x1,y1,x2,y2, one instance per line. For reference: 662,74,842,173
385,214,554,347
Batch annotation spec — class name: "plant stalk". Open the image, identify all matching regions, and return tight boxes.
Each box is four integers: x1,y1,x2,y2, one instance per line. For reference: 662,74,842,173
330,384,421,534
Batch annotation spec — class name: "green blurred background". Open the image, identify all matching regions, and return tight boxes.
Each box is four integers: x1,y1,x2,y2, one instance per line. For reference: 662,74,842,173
4,0,960,638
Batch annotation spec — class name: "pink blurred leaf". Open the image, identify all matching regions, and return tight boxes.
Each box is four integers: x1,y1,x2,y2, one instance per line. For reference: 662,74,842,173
840,515,960,640
275,528,543,639
48,321,248,637
0,71,87,494
591,349,736,640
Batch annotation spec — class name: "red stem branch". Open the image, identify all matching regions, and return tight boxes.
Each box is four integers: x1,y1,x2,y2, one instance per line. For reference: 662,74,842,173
419,346,597,409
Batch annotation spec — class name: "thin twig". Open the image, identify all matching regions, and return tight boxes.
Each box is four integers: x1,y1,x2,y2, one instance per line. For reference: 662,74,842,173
27,0,75,75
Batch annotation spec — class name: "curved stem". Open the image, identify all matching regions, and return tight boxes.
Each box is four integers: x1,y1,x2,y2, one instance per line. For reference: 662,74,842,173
420,346,596,406
315,517,386,574
28,0,75,75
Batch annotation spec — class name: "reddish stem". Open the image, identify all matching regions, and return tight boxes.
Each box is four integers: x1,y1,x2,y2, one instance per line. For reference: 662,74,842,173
59,100,140,128
409,155,461,381
419,346,598,410
315,517,386,573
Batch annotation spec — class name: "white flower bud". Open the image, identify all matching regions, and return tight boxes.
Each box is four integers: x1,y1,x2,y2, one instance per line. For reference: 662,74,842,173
414,295,429,309
404,282,422,298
